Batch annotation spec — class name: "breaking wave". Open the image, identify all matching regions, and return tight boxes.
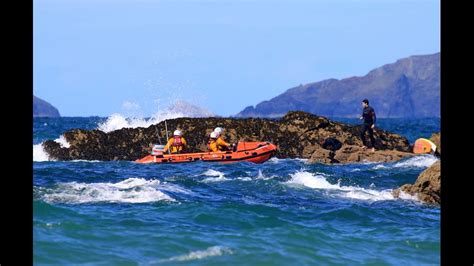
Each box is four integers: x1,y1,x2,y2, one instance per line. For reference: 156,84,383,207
33,135,72,162
285,170,418,202
36,178,178,204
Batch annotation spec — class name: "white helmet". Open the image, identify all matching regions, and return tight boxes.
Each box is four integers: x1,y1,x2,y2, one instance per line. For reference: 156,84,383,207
214,127,223,136
173,130,182,136
210,131,218,138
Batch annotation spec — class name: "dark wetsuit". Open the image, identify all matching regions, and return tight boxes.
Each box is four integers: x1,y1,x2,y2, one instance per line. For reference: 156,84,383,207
360,106,376,148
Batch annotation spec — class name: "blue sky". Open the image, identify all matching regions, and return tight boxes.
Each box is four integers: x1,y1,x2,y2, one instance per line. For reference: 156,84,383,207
34,0,440,117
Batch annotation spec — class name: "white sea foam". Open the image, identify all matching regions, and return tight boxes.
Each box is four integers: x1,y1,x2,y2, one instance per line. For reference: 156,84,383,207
96,112,185,133
202,169,225,177
269,157,283,163
55,135,70,148
203,176,228,182
269,157,309,164
369,155,438,170
237,177,252,181
202,169,228,182
372,164,387,170
343,189,395,201
33,135,71,162
33,143,50,162
285,170,418,202
158,246,233,263
97,100,215,133
393,155,438,168
45,222,60,227
295,158,309,163
286,171,340,190
39,178,176,204
398,190,420,201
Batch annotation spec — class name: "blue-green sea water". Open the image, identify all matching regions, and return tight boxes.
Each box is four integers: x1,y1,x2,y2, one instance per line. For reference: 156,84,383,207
33,116,440,265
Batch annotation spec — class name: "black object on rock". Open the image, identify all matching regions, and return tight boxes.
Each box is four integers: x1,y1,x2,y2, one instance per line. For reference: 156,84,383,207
320,137,342,151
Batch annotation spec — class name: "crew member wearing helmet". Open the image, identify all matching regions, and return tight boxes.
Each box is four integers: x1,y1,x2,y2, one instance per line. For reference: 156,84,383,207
213,127,232,151
163,129,187,154
207,131,220,152
208,131,232,152
214,127,223,137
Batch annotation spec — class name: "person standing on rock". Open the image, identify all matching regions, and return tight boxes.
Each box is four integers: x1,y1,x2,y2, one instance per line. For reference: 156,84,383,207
359,99,376,152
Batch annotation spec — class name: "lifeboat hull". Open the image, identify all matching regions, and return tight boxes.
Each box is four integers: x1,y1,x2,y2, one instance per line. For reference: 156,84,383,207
135,142,277,164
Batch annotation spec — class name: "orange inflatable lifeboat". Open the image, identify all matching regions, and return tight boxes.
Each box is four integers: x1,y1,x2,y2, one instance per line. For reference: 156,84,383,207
135,141,277,164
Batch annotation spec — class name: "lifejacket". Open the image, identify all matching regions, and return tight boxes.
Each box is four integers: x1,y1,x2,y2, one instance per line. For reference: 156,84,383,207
172,136,183,147
208,139,218,152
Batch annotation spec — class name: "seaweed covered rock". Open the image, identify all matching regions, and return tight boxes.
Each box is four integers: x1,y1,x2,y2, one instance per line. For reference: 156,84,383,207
309,144,413,164
42,111,411,162
393,160,441,204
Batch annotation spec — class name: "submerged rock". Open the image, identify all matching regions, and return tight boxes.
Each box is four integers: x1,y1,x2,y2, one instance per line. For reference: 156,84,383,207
393,160,441,204
42,111,411,162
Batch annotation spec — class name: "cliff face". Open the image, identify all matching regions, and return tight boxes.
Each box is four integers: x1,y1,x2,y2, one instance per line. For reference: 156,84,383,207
237,53,440,118
33,95,61,117
43,111,411,162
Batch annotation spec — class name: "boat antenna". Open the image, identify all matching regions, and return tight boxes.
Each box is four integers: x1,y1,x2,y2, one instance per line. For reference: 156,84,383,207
155,126,162,145
164,120,170,154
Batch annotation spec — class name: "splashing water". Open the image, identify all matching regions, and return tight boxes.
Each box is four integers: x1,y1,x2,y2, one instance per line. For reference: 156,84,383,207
97,112,187,133
393,154,438,168
33,143,50,162
33,135,71,162
35,178,177,203
97,100,215,133
285,170,417,202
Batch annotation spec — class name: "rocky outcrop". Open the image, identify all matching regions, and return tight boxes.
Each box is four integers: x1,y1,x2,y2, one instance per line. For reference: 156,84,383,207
309,144,413,164
393,161,441,204
42,111,411,162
